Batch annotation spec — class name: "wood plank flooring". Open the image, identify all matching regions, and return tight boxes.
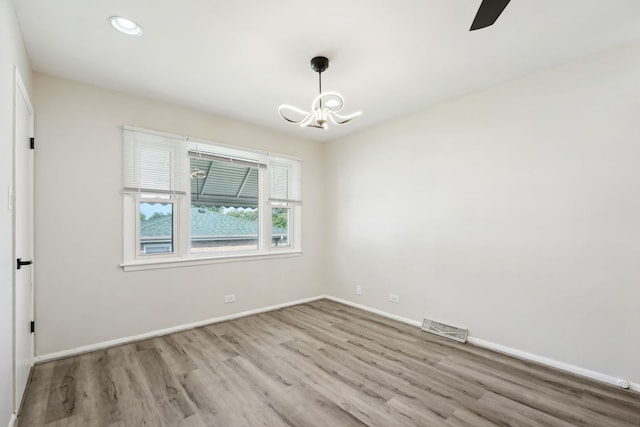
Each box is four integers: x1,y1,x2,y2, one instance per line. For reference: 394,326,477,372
18,299,640,426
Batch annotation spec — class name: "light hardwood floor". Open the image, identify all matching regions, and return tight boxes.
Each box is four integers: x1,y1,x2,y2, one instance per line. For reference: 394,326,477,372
18,299,640,426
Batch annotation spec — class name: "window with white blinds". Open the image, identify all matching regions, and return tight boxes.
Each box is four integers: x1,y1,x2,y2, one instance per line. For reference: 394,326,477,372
123,129,188,195
122,126,302,269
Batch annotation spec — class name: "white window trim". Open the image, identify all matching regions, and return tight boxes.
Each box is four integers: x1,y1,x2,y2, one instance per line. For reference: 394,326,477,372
121,251,303,272
121,126,302,270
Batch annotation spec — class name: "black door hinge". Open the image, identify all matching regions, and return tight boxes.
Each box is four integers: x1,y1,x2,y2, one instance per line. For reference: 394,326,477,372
16,258,33,270
30,321,35,333
30,137,35,149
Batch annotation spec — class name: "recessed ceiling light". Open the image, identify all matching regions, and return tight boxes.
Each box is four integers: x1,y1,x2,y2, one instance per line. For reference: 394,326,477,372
109,16,143,36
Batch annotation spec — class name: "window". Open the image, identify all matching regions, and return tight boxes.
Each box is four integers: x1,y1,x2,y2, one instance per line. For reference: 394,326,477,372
272,207,290,247
122,127,302,269
139,201,174,254
189,153,261,253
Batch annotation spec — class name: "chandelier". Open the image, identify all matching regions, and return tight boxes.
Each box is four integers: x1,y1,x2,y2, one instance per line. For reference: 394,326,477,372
278,56,361,129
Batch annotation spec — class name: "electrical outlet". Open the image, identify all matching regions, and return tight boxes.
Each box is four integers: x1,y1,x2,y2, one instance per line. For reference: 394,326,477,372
356,285,362,295
224,294,236,303
389,293,399,303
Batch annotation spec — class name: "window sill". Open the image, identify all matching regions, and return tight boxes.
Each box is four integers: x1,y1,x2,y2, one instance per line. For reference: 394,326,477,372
121,250,302,272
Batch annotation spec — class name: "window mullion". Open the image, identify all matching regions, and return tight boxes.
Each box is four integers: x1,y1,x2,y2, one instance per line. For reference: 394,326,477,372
178,194,190,258
259,166,269,252
293,204,302,250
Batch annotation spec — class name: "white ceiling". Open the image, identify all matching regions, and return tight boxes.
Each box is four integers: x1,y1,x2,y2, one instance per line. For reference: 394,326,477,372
12,0,640,142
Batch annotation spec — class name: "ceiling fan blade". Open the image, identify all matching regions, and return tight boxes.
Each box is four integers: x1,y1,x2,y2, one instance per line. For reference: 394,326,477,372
470,0,511,31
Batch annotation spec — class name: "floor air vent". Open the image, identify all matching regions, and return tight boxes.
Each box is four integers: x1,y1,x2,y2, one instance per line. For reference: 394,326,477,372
421,318,468,343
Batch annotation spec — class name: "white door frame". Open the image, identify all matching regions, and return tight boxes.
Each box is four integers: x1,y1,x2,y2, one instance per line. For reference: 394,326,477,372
13,66,35,415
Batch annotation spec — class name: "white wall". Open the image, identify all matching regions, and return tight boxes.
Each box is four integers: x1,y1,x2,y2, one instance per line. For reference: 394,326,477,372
33,73,325,356
1,0,32,423
325,42,640,385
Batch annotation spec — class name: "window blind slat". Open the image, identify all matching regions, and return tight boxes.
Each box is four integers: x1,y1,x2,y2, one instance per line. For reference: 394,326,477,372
271,165,289,199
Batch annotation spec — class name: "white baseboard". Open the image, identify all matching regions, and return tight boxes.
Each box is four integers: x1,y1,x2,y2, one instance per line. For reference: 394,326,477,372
8,413,17,427
324,295,423,327
324,296,640,393
34,294,639,394
468,337,640,393
35,295,325,363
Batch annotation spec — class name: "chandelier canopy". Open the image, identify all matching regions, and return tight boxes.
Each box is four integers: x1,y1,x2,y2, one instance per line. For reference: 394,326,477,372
278,56,361,130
